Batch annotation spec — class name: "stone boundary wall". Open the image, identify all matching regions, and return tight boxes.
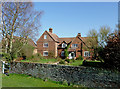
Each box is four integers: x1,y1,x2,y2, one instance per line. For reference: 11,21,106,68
10,62,120,88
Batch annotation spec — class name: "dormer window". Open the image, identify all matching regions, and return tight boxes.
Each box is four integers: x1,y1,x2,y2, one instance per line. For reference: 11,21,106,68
72,44,78,48
44,35,47,39
62,43,67,48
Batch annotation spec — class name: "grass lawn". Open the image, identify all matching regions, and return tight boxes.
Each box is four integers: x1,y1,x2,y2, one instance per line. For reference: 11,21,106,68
21,59,84,66
67,60,84,66
20,58,101,67
2,74,68,87
86,60,101,62
21,58,58,64
0,73,2,88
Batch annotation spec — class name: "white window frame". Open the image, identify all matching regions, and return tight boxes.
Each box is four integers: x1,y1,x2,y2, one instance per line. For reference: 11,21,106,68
43,43,48,47
43,51,48,56
44,35,47,39
62,43,67,48
84,51,90,57
72,44,78,48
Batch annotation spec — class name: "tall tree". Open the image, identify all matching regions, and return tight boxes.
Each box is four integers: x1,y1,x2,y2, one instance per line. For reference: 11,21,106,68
99,26,111,48
85,26,111,60
1,2,43,61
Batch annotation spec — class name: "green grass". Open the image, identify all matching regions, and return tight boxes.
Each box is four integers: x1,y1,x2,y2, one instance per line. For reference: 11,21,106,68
82,60,104,68
0,73,2,88
86,60,101,62
21,58,58,64
20,58,101,67
21,59,84,66
2,73,68,87
68,60,84,66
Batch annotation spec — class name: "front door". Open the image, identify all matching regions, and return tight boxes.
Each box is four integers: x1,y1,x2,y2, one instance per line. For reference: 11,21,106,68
69,52,75,59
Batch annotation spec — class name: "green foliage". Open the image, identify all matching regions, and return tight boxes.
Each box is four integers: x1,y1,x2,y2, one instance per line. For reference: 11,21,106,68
101,33,120,71
48,51,55,58
64,49,69,58
68,60,84,66
76,55,83,60
86,26,111,60
2,53,11,62
65,59,70,63
56,56,62,61
18,44,35,59
64,43,71,58
27,53,46,61
59,60,65,64
71,59,75,62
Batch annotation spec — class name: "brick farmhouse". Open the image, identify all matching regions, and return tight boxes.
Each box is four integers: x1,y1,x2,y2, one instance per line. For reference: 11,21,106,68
37,28,93,59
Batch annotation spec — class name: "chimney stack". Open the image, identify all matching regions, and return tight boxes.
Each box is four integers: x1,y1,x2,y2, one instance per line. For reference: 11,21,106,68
49,28,53,33
77,33,81,37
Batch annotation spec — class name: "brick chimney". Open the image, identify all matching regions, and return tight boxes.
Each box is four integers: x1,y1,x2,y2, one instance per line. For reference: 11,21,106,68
77,33,81,37
49,28,53,33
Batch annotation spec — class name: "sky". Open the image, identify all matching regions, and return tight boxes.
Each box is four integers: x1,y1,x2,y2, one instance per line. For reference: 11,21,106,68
33,2,118,39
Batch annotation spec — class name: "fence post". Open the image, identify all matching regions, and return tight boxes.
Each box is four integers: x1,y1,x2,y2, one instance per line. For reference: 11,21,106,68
2,61,5,74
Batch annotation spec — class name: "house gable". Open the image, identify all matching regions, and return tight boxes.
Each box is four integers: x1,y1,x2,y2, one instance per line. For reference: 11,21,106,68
37,31,54,43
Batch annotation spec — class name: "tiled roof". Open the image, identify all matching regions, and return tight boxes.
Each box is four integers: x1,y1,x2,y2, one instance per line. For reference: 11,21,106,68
58,37,75,43
13,36,37,48
45,30,93,48
47,31,59,42
27,38,37,48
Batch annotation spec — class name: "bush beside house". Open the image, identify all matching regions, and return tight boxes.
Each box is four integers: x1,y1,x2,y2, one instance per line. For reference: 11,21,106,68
101,32,120,71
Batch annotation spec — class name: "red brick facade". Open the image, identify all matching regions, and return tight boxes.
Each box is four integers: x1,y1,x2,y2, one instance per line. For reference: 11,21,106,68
37,28,92,59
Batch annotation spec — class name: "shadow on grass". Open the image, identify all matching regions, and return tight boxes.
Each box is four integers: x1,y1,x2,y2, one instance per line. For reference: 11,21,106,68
82,61,104,68
82,61,120,72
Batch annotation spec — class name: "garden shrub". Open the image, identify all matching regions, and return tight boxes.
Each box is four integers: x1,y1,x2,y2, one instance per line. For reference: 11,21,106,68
59,60,65,64
65,59,70,63
48,51,55,58
56,57,62,61
71,59,75,62
18,44,35,59
28,53,46,61
76,55,83,60
101,33,120,71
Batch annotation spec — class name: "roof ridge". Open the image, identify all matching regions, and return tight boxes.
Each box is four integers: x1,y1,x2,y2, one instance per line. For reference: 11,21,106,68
46,31,59,42
59,37,75,38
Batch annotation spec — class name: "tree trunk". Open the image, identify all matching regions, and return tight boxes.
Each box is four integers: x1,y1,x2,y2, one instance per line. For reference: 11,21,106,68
9,32,13,53
5,37,8,53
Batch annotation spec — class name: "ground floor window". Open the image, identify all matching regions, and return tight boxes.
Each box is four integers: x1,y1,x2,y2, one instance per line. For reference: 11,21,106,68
84,51,90,57
61,51,65,57
43,51,48,56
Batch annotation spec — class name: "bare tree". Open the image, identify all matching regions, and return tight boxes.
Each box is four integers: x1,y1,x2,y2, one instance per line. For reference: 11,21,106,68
1,2,43,61
85,26,111,60
99,26,111,48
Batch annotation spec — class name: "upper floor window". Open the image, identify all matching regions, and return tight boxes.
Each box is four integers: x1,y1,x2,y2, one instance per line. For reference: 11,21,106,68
62,43,67,48
43,43,48,47
84,51,90,57
43,51,48,56
44,35,47,39
72,44,78,48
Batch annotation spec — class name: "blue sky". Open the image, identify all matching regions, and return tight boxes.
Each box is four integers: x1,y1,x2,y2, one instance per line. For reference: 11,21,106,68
33,2,118,38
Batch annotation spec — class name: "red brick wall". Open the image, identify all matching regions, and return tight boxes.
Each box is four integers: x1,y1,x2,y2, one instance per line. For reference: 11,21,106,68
37,31,57,57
